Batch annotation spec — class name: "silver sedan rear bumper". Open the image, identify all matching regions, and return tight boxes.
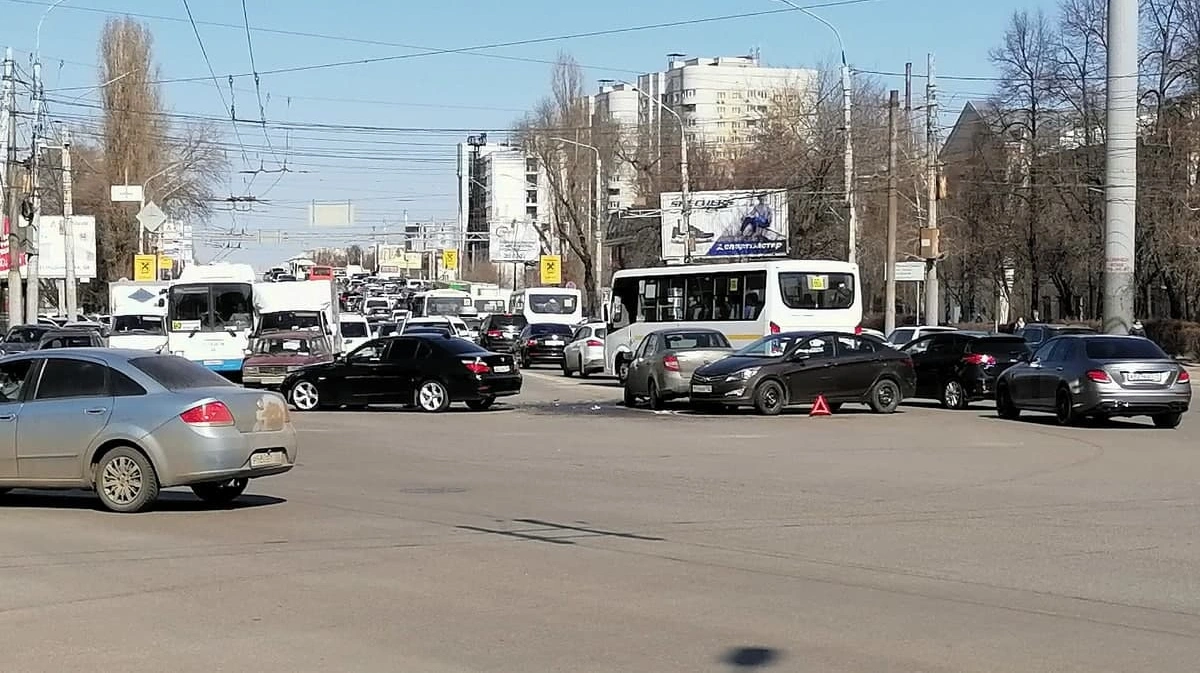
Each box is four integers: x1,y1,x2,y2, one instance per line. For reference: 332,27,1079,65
139,422,299,487
1076,386,1190,417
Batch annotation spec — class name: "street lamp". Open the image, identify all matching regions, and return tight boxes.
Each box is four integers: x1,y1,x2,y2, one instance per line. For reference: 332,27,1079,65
598,78,692,261
777,0,857,265
551,136,603,313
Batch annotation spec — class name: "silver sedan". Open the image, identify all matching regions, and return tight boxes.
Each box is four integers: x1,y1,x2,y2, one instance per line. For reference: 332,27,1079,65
996,335,1190,427
0,349,298,512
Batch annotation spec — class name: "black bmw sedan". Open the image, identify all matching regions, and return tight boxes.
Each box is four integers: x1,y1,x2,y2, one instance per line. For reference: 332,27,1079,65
689,331,916,415
280,334,521,413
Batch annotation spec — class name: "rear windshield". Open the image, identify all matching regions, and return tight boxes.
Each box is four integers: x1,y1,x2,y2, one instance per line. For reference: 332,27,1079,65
968,337,1030,356
5,326,49,343
437,338,490,355
1085,337,1168,360
663,331,731,349
340,321,368,338
530,323,573,336
129,355,235,390
488,314,527,329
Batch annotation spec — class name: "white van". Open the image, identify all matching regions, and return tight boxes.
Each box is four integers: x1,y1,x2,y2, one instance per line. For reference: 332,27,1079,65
338,314,371,354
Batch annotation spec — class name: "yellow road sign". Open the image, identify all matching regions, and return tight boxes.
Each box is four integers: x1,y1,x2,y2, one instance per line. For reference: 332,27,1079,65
539,255,561,285
133,254,156,281
441,248,459,271
158,255,173,270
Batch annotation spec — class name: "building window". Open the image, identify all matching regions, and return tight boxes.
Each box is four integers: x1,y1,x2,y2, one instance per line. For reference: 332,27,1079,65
526,206,538,219
716,91,726,101
687,118,698,127
732,106,743,115
683,88,696,98
717,106,726,116
525,157,538,173
526,189,538,205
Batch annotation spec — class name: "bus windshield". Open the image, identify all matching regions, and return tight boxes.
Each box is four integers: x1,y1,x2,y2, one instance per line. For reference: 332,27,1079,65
427,297,469,316
169,284,253,332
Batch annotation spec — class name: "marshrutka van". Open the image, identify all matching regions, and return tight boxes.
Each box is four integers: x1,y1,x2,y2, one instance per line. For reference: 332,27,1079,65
166,263,256,376
603,260,862,380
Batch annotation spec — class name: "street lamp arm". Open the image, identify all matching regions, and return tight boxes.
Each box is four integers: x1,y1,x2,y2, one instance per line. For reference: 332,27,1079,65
777,0,846,65
35,0,71,56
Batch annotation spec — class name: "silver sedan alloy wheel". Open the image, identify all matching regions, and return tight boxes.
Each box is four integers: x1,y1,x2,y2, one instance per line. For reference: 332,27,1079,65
291,381,320,411
101,455,143,506
418,381,447,411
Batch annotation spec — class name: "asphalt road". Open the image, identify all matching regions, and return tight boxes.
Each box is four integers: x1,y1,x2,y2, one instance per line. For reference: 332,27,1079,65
2,368,1200,672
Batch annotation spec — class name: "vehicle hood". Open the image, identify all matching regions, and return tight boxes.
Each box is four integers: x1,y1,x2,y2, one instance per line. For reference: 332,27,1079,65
245,353,331,367
695,355,774,377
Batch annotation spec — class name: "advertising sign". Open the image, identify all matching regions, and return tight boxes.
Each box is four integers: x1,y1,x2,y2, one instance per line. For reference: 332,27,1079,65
660,189,788,260
489,218,540,263
539,255,561,285
441,248,459,271
893,261,925,282
29,215,97,280
376,244,422,273
133,254,157,281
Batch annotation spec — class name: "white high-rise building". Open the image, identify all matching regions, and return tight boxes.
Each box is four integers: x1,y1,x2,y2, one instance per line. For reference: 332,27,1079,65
591,83,641,212
597,55,817,208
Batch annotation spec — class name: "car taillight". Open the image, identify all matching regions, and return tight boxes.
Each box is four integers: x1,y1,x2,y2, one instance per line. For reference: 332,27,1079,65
486,330,503,337
963,353,997,366
854,324,863,335
902,356,914,368
1179,369,1191,383
769,321,780,334
463,360,490,374
180,401,235,426
663,354,680,371
586,339,603,347
527,339,537,346
1086,369,1111,383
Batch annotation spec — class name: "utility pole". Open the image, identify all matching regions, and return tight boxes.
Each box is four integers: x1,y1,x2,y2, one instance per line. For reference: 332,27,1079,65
25,57,42,321
61,126,76,320
2,47,22,326
1103,0,1138,333
923,53,940,326
842,57,856,265
885,90,899,336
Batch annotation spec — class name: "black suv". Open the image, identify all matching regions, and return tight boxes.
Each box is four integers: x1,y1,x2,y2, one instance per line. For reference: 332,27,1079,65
1015,323,1095,348
902,332,1030,409
478,313,528,353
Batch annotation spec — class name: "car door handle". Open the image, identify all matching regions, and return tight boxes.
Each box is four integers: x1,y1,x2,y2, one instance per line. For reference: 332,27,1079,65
84,408,108,415
0,414,14,422
1055,367,1064,371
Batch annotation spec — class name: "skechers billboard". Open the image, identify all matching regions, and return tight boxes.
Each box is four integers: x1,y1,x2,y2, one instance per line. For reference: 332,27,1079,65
659,189,789,260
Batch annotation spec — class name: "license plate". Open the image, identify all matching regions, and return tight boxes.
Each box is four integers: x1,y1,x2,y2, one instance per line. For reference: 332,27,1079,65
1125,372,1163,383
250,451,285,468
203,359,222,366
692,384,713,393
545,340,563,346
493,365,511,373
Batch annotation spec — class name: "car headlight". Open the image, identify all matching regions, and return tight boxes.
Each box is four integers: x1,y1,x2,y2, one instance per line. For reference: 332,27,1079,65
725,367,759,382
243,366,259,375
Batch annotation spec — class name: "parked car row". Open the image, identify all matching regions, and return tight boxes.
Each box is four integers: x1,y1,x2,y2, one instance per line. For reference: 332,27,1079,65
611,326,1191,425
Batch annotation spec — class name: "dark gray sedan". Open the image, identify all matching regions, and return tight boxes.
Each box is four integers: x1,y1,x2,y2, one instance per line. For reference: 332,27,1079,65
995,335,1190,427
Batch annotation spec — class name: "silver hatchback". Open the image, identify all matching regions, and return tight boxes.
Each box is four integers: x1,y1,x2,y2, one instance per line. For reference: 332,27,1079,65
0,349,298,512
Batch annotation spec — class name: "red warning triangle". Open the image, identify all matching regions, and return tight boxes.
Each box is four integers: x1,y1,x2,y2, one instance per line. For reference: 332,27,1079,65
810,394,832,416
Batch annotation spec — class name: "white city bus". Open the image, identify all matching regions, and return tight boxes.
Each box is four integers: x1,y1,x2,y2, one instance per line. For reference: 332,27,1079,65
166,263,256,376
511,287,584,325
603,259,862,380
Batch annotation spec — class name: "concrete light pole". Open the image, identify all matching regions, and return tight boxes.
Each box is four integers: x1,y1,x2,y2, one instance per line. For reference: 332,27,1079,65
778,0,857,265
1103,0,1138,333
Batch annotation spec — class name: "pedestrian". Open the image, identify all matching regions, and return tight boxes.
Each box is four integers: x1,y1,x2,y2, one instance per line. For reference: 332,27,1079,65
1130,319,1146,337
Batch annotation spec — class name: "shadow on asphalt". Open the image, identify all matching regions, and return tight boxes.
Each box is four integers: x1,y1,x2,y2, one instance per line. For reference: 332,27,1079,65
977,413,1156,430
0,490,287,513
721,646,783,668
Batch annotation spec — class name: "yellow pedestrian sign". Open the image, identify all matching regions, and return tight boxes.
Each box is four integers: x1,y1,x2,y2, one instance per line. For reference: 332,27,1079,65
540,255,561,285
133,254,156,281
441,248,459,271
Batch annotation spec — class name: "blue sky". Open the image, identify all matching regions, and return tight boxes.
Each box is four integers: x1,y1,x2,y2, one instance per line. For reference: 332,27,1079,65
3,0,1054,270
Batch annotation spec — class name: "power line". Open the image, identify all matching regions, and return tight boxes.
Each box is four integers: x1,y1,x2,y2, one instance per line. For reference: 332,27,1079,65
180,0,250,168
50,0,883,89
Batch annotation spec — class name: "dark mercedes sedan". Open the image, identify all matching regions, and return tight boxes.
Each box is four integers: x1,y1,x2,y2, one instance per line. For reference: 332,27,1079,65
996,335,1190,427
689,331,916,415
516,323,574,368
280,334,521,413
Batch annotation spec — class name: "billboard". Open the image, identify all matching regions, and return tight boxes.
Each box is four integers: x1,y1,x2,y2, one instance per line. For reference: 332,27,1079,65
29,215,97,280
308,200,355,227
660,189,789,260
376,244,422,273
489,218,540,263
